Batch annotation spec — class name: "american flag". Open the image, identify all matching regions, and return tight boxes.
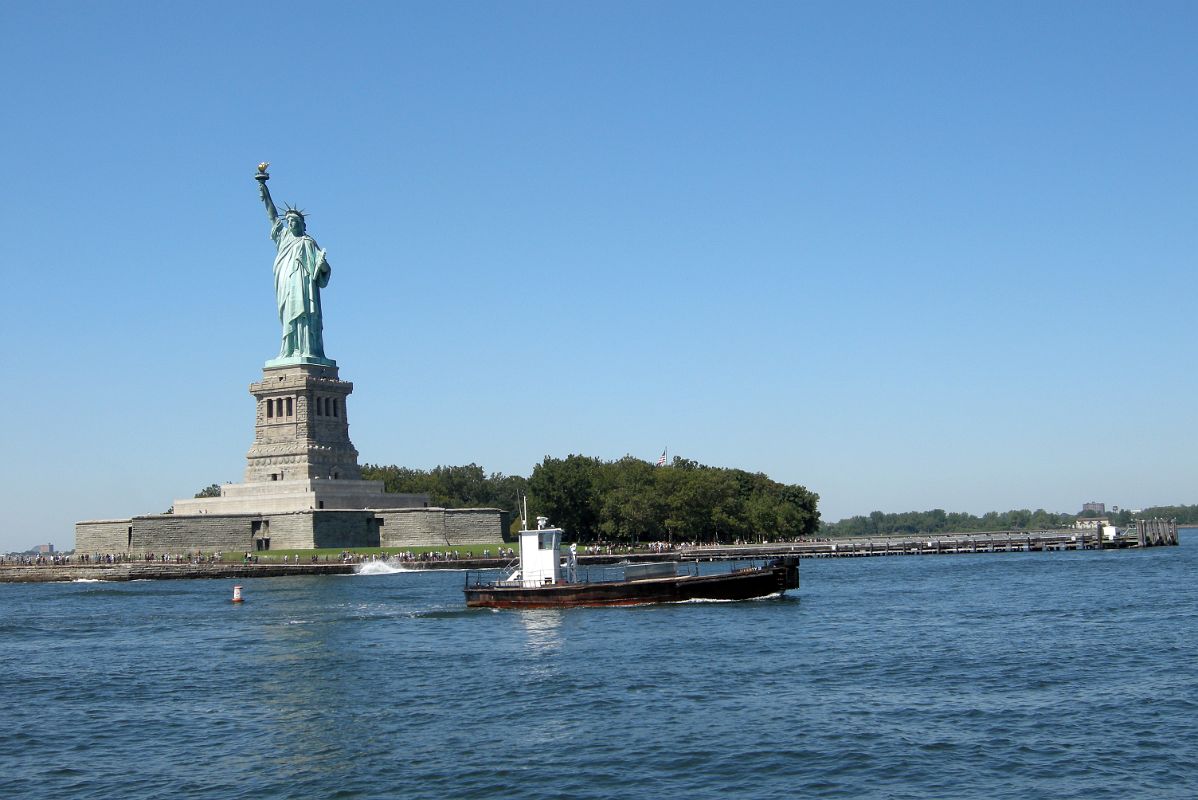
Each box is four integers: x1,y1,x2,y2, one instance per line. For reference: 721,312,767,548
656,449,667,467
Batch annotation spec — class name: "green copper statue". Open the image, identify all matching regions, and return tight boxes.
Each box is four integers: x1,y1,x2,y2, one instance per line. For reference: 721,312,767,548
255,163,335,367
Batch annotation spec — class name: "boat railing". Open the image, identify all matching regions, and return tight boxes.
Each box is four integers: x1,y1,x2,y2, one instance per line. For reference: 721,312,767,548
464,557,520,589
465,561,675,588
566,560,702,584
466,558,779,589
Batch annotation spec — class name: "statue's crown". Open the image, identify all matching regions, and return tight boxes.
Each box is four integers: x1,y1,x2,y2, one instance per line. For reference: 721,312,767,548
283,204,307,219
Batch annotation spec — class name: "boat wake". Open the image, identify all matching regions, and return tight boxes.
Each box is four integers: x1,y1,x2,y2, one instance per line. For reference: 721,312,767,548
674,591,788,604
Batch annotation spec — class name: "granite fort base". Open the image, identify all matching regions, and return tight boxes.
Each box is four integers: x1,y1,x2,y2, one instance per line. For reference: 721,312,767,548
76,507,508,554
76,362,507,553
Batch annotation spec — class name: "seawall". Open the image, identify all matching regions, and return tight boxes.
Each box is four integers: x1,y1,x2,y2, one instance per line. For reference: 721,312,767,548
0,562,356,583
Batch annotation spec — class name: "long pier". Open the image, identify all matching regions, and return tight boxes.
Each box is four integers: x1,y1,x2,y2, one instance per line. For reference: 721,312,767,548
670,521,1179,561
697,531,1102,560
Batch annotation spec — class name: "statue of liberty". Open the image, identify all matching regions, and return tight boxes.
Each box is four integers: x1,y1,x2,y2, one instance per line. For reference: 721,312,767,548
255,163,335,366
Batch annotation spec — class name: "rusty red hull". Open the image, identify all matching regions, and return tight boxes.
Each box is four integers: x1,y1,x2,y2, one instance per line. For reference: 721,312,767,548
465,560,798,609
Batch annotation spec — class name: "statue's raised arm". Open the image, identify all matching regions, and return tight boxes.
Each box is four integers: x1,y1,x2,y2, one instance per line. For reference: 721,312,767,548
255,162,278,226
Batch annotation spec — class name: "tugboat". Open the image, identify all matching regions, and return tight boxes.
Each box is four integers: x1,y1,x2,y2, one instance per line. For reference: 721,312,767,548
464,516,799,609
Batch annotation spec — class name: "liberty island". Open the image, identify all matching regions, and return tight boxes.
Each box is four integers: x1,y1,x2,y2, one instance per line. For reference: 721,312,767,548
73,166,508,557
55,164,1179,575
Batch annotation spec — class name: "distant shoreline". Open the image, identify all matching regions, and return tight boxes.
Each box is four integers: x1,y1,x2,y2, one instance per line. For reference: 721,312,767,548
4,530,1184,584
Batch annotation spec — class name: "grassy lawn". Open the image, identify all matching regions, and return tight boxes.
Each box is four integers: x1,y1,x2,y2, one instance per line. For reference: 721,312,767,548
218,544,516,563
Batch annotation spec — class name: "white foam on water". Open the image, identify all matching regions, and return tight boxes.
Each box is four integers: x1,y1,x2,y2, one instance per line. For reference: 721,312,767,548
354,561,417,575
674,592,785,604
71,578,107,583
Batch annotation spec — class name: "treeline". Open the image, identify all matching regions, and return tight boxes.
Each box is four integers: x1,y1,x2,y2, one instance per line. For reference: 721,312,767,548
823,504,1198,537
527,455,820,543
360,455,821,543
1104,505,1198,527
361,463,527,516
822,509,1076,538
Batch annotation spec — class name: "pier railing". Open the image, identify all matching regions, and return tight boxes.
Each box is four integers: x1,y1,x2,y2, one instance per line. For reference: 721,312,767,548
765,531,1097,558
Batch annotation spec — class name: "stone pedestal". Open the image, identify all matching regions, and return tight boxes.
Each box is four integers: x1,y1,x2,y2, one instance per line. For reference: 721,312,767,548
170,363,427,515
245,363,360,482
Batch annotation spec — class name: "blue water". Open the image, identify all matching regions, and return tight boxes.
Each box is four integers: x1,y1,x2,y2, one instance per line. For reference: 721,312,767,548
2,539,1197,800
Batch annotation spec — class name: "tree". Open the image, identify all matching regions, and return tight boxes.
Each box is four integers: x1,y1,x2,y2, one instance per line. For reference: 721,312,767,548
527,455,605,539
597,456,667,543
360,463,528,520
194,484,222,498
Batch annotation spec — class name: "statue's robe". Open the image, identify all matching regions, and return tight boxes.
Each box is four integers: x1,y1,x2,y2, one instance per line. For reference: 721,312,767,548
271,218,331,358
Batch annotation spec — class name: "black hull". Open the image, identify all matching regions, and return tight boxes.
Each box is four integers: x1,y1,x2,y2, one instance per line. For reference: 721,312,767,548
465,560,798,609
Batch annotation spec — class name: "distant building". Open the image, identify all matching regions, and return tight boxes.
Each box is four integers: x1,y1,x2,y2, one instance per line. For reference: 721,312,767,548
1082,502,1105,514
1074,517,1110,530
32,543,54,554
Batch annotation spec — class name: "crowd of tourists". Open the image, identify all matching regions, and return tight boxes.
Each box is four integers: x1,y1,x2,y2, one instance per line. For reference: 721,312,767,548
264,550,519,565
390,548,516,562
0,552,226,566
2,539,826,569
0,554,75,566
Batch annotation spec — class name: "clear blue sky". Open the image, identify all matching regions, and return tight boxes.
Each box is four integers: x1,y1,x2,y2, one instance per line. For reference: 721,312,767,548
2,1,1195,552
